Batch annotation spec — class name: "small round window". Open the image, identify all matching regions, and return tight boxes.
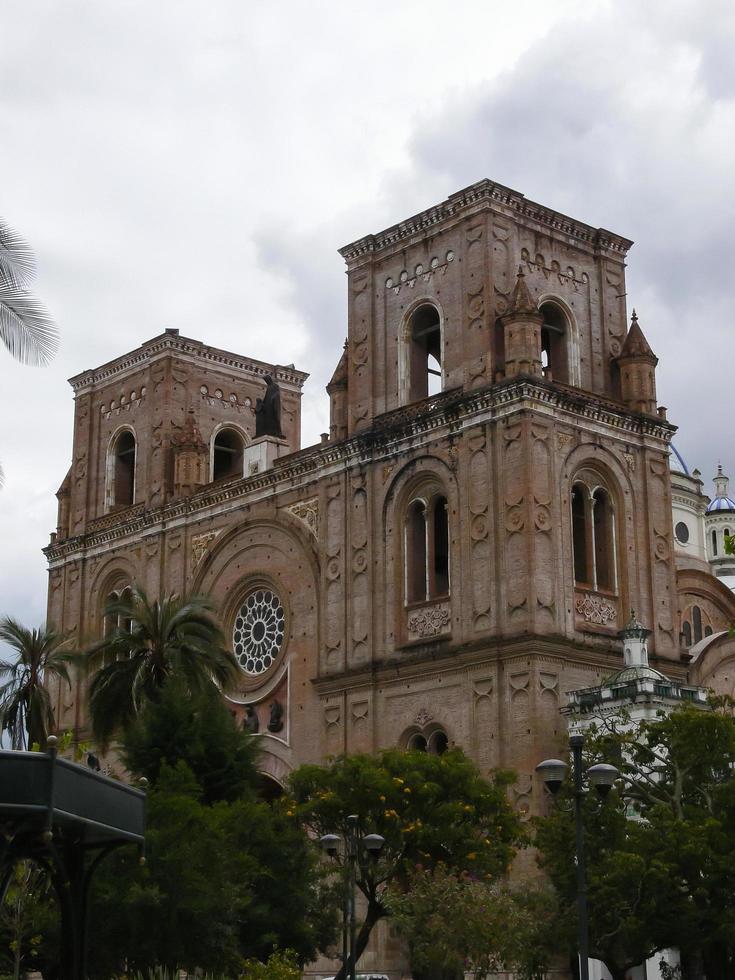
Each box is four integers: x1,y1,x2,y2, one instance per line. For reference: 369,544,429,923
233,589,285,675
675,521,690,544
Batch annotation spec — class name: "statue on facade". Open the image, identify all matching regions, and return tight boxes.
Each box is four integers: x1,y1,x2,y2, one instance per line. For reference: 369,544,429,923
244,705,260,734
267,699,284,733
255,374,283,439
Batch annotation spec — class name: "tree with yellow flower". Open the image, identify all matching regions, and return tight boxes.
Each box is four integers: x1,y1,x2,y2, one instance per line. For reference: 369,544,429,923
288,748,524,980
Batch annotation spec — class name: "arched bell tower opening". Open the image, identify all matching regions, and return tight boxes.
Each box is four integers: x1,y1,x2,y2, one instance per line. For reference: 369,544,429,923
212,427,245,482
401,303,442,403
106,429,136,511
539,301,569,384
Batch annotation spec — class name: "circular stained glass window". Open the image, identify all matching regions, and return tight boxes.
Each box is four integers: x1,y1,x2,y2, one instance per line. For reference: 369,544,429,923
233,589,285,675
675,521,690,544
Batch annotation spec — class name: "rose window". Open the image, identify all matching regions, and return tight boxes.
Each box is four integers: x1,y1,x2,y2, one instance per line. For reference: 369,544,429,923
233,589,285,674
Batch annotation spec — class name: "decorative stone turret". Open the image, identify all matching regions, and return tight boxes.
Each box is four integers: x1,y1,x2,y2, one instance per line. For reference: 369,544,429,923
619,610,651,669
327,341,349,442
705,465,735,580
171,409,209,497
501,267,543,379
617,310,658,415
564,611,708,727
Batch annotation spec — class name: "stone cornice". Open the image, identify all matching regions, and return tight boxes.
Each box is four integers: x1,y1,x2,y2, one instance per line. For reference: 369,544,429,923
68,331,309,395
311,633,625,696
44,376,674,565
339,178,634,265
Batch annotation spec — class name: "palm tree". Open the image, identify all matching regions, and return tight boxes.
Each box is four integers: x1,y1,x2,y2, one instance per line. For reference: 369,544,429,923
0,218,58,366
0,618,74,750
1,218,59,487
84,587,240,747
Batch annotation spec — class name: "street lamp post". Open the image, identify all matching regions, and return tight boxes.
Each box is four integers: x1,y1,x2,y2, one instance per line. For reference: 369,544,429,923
536,734,618,980
320,817,385,980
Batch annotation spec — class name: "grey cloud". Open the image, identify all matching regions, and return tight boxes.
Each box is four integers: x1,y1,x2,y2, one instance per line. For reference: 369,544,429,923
403,0,735,481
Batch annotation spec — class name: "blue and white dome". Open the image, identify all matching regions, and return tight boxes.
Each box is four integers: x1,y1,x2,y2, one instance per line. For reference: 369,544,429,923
707,496,735,513
668,444,690,475
706,465,735,513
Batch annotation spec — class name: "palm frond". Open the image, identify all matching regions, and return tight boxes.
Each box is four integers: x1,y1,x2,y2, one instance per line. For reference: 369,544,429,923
0,287,59,366
0,219,36,288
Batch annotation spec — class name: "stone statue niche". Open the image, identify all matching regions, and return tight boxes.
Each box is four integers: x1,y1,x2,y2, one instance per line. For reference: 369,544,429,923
255,374,284,439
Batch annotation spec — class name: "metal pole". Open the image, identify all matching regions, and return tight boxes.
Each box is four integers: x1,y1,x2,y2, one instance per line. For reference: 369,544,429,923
347,814,358,980
570,734,589,980
342,857,349,975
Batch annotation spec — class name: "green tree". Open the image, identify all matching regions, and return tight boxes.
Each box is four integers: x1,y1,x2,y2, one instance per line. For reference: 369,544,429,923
87,762,336,976
0,860,59,980
83,587,239,746
0,617,74,749
85,687,337,975
536,705,735,980
123,677,260,804
386,864,557,980
288,748,523,980
535,778,682,980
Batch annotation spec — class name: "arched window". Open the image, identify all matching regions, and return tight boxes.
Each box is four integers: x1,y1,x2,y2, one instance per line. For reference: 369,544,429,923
693,605,703,644
212,428,244,481
539,302,569,384
103,585,133,637
406,304,442,402
405,492,450,604
406,500,427,604
712,529,718,556
593,489,614,591
572,485,589,584
571,474,617,594
101,584,134,665
110,430,136,509
682,621,692,647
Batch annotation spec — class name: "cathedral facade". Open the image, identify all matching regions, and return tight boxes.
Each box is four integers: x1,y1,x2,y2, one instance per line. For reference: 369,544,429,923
45,178,735,821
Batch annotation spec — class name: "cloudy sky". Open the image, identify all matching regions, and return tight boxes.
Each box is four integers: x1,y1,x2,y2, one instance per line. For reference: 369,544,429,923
2,0,734,629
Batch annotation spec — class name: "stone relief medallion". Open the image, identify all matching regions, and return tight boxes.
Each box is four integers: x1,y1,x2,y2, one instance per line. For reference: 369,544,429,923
575,592,617,626
233,589,286,675
407,602,451,640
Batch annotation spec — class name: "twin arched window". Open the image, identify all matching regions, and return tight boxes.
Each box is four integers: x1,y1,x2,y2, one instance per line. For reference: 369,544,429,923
405,492,449,604
407,729,449,755
572,477,617,593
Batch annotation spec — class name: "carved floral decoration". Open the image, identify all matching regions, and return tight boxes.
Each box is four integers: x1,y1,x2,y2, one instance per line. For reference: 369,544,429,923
286,498,319,539
407,603,451,639
575,592,617,626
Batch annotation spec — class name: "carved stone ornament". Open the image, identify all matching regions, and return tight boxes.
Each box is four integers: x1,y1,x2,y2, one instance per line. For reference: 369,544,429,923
407,602,451,640
575,592,617,625
415,707,433,728
191,529,222,570
286,498,319,539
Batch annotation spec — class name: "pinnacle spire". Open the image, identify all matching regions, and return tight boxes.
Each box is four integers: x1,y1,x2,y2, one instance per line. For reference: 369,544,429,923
508,265,538,315
619,309,657,362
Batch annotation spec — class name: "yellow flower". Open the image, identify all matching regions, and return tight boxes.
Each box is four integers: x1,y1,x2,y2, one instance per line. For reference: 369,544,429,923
403,787,411,794
467,852,476,860
379,794,386,802
393,777,404,785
